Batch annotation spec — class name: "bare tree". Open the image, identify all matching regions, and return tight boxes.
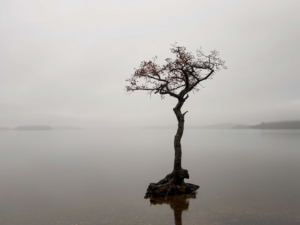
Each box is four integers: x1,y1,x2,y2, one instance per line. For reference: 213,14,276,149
125,44,227,197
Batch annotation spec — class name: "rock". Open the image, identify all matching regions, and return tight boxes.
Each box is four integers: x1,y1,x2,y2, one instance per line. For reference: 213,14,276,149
144,183,199,198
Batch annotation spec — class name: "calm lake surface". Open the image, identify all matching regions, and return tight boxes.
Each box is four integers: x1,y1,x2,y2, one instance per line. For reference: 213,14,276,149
1,129,300,225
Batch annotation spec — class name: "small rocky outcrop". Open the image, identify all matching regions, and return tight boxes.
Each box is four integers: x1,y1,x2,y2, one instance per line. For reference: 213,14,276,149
144,170,199,198
144,183,199,198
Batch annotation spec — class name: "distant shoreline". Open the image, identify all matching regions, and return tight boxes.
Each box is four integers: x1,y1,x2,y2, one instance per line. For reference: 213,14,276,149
232,121,300,130
1,121,300,131
0,125,84,131
142,120,300,130
14,125,53,131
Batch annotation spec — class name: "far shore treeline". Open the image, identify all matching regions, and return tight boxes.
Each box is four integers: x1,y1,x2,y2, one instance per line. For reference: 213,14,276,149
1,120,300,131
0,126,83,131
143,120,300,130
232,120,300,130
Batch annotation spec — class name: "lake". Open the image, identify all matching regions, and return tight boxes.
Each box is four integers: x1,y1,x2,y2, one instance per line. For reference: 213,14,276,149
0,129,300,225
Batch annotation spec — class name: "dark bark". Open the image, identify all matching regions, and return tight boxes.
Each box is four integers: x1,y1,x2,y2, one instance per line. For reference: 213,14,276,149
171,97,186,184
144,95,200,198
153,96,189,186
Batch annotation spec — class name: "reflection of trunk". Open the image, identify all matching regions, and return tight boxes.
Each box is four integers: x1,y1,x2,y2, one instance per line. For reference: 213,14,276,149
173,209,183,225
149,195,193,225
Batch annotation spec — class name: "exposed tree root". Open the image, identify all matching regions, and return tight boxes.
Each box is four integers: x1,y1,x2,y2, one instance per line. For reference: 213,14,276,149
144,170,199,198
144,183,199,198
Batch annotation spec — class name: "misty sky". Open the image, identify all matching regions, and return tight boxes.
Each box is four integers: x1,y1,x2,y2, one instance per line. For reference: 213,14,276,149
0,0,299,128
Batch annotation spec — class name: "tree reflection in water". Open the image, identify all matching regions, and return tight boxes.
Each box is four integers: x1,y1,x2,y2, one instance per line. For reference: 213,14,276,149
149,195,196,225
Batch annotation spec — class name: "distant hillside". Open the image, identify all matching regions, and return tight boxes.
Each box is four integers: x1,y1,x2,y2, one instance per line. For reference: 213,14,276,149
53,126,83,130
232,120,300,130
14,125,53,131
143,123,236,129
251,121,300,129
232,124,252,129
142,121,300,130
0,127,10,130
142,126,175,129
189,123,236,129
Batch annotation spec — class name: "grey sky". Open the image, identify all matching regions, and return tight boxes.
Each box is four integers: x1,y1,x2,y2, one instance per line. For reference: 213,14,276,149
0,0,299,127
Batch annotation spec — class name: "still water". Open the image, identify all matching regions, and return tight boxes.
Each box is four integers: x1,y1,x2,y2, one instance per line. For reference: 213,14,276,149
0,129,300,225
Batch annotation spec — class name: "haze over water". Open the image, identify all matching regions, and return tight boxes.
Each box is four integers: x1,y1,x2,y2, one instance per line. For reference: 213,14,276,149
1,128,299,225
1,0,300,224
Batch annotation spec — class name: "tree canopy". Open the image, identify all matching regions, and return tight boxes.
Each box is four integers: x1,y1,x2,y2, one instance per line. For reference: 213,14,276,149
125,44,227,100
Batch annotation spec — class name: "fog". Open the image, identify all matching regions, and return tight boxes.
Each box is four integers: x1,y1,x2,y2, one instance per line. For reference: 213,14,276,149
1,2,300,223
0,0,300,128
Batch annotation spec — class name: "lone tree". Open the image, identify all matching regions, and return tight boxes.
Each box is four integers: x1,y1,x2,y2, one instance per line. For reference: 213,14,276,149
125,44,227,198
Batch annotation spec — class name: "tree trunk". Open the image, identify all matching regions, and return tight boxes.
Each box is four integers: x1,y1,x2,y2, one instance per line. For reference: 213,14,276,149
171,106,187,185
144,97,199,198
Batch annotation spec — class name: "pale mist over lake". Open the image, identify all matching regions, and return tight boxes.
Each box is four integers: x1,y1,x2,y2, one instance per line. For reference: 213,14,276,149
1,128,300,225
1,0,300,224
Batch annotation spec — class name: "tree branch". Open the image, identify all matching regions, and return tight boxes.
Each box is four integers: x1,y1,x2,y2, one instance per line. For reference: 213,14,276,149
125,44,226,101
